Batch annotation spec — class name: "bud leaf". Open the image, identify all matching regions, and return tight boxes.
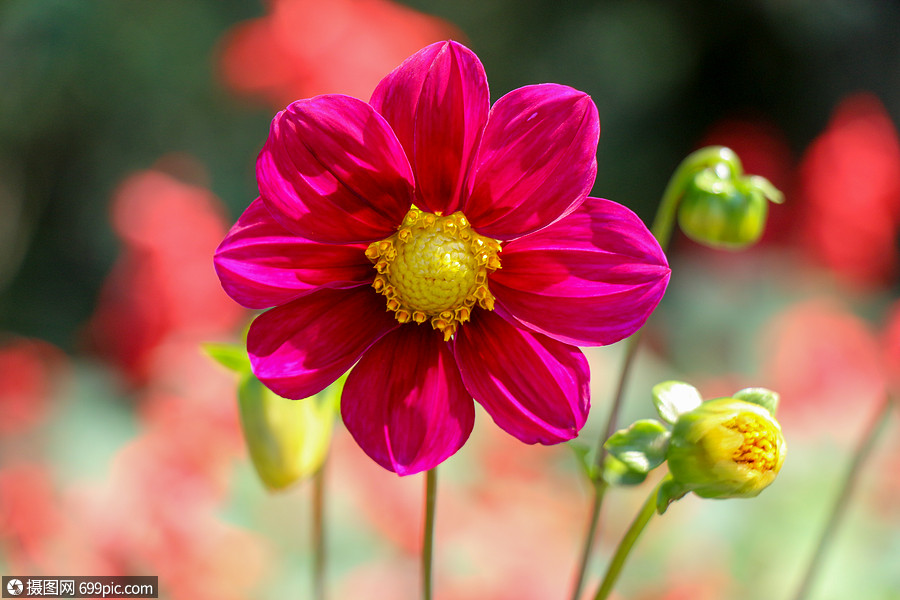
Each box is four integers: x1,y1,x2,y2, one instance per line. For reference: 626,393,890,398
569,441,600,483
203,342,251,374
656,476,690,514
733,387,780,415
604,419,670,474
602,454,649,487
652,380,703,424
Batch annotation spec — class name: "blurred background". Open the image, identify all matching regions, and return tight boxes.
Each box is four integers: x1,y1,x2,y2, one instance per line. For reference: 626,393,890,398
1,0,898,598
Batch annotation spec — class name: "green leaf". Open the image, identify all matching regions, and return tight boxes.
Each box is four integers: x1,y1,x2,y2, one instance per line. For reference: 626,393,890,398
602,454,648,487
656,476,690,514
733,387,780,415
652,381,703,424
604,419,670,474
569,441,600,482
202,342,251,374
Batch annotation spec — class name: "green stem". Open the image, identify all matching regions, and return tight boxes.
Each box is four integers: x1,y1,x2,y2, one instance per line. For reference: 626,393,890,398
790,395,893,600
312,463,326,600
423,468,438,600
570,479,609,600
570,334,640,600
592,478,665,600
651,146,743,249
570,146,744,600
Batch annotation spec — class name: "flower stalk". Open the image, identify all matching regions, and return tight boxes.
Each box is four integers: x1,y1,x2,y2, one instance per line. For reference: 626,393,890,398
571,146,783,599
312,463,327,600
423,468,438,600
791,395,893,600
591,477,666,600
570,334,639,600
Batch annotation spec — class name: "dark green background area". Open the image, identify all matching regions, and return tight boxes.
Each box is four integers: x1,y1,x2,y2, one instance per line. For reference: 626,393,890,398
1,0,898,348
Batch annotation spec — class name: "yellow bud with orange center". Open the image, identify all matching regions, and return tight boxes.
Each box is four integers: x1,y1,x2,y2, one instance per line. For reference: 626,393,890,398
666,397,785,499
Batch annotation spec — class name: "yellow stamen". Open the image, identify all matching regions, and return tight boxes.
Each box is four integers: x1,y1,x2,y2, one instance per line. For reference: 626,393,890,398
366,209,502,340
724,414,780,472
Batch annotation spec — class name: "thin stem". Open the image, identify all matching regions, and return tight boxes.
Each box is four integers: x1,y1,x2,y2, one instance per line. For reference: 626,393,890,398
790,395,893,600
570,480,608,600
592,478,664,600
312,463,326,600
570,146,743,600
570,335,639,600
651,146,743,249
422,468,438,600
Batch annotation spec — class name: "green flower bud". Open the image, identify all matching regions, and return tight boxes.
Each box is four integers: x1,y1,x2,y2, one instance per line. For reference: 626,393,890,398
238,375,339,491
666,397,785,499
677,166,782,250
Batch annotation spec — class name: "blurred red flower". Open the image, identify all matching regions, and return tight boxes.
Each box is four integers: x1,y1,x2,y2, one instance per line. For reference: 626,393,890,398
86,169,244,383
0,464,63,572
796,93,900,289
0,337,67,434
217,0,462,107
761,298,887,441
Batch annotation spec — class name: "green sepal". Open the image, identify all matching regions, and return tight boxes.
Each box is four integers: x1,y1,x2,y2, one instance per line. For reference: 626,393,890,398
732,387,780,415
602,454,649,487
652,381,703,425
202,342,251,374
604,419,670,474
569,441,601,483
747,175,784,204
656,475,690,514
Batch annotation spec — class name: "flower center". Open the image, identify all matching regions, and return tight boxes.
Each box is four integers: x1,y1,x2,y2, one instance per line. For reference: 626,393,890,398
366,208,501,341
725,414,779,472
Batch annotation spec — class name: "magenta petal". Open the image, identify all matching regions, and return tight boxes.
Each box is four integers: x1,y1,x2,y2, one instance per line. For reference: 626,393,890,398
464,84,599,240
248,287,399,399
490,197,670,346
214,198,373,309
452,310,589,444
257,95,414,244
342,325,474,476
370,40,489,215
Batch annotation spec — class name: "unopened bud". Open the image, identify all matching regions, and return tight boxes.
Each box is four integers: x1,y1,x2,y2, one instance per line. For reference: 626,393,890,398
678,165,782,250
666,397,785,499
238,375,338,491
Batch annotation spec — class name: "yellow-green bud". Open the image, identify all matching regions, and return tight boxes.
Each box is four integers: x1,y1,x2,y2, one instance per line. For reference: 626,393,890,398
666,398,785,499
238,375,338,491
677,167,781,250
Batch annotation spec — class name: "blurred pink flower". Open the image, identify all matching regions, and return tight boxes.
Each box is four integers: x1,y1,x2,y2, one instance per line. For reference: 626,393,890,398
86,169,244,383
218,0,461,107
0,464,62,572
883,300,900,392
215,40,670,475
332,423,585,600
0,337,66,434
797,93,900,289
761,298,887,440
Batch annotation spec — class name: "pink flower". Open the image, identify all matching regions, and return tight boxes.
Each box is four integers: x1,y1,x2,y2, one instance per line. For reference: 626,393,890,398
0,337,67,435
218,0,461,107
761,298,887,442
215,41,670,475
797,93,900,289
87,168,244,383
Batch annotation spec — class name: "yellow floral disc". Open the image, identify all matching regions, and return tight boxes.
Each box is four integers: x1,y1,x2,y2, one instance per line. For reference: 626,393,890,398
724,413,780,473
366,208,501,341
